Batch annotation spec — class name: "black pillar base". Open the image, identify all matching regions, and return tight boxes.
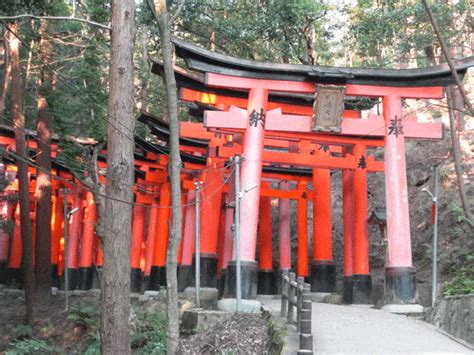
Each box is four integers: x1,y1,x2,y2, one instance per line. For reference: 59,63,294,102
218,269,227,297
78,267,94,291
149,266,166,290
342,276,353,304
310,261,336,293
177,265,192,292
91,267,102,289
223,260,258,299
5,267,22,288
130,268,143,293
51,264,60,288
257,269,276,295
62,268,78,290
352,274,372,304
385,267,417,304
196,254,218,288
0,262,7,284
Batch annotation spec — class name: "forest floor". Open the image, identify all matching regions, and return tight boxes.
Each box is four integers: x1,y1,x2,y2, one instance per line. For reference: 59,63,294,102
0,288,280,354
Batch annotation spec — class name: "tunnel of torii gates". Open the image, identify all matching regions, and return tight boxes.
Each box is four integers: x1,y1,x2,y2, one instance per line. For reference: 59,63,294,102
0,39,472,306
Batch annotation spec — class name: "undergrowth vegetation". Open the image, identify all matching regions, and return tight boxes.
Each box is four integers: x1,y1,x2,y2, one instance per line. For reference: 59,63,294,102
444,254,474,296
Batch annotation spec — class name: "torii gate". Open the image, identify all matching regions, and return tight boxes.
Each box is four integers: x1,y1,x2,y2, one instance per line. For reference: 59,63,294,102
170,37,472,306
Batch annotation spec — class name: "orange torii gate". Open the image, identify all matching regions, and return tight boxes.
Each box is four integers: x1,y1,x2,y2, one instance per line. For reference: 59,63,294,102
166,37,471,306
139,111,384,296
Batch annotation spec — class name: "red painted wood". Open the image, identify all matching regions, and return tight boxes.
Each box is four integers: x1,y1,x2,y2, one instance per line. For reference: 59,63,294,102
353,145,370,275
258,196,273,271
383,96,413,268
278,181,291,270
312,168,333,262
297,182,309,277
206,73,444,99
342,168,355,277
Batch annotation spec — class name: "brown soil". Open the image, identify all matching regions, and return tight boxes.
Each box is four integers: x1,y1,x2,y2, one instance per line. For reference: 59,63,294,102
178,312,278,355
0,289,101,354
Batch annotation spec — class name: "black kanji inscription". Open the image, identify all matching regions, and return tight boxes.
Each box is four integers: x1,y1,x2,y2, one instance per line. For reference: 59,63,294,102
249,108,265,128
388,116,404,137
318,144,330,152
358,155,367,169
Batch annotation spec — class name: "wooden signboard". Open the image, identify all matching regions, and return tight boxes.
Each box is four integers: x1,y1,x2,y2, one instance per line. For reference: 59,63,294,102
312,85,346,133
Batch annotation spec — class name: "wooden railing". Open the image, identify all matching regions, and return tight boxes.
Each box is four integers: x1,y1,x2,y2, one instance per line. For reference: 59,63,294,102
281,270,313,354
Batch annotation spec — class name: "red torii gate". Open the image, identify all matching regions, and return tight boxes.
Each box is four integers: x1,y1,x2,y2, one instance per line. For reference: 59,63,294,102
169,37,471,305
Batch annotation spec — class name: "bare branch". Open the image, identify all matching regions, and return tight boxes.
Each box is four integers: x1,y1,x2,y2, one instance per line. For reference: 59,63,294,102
169,0,185,24
421,0,474,116
0,14,110,31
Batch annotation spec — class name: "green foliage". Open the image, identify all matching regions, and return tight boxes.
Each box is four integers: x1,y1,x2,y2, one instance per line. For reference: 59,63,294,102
267,315,286,355
13,325,33,340
175,0,333,64
6,339,54,355
448,203,467,224
348,0,471,67
131,309,167,354
444,254,474,296
68,303,101,353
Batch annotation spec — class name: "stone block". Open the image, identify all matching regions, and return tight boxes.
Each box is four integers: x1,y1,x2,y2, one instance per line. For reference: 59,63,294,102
217,298,262,313
184,287,218,301
181,308,233,334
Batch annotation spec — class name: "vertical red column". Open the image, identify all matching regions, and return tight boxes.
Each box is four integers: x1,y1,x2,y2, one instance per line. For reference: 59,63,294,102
65,190,83,290
352,144,372,304
216,203,227,276
257,195,274,295
178,189,195,291
8,204,22,285
50,193,63,288
383,95,417,304
130,204,146,293
78,192,96,290
0,198,16,284
297,182,309,278
342,167,355,304
220,175,235,295
150,182,170,290
144,198,159,279
224,87,268,300
199,159,224,288
278,181,291,271
311,168,336,292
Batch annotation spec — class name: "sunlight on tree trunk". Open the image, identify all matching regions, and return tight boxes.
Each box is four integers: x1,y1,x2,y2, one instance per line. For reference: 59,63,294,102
100,1,136,353
10,22,35,325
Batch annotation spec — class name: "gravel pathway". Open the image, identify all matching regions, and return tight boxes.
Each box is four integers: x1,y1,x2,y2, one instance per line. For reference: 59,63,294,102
260,298,472,354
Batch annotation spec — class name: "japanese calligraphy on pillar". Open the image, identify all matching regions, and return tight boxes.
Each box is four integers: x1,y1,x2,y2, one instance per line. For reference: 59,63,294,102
312,85,346,133
387,115,404,137
357,155,367,169
249,108,265,128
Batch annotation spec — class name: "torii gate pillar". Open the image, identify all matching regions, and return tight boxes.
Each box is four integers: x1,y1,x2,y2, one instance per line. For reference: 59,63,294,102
383,95,417,304
311,168,336,292
224,87,268,299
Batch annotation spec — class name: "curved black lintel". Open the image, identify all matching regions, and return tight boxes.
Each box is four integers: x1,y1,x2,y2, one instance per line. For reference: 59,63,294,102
171,37,473,87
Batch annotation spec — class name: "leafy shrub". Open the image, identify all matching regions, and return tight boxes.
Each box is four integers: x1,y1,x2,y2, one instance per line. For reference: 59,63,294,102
68,303,101,353
6,339,54,355
267,315,286,355
13,325,32,340
131,310,167,354
444,254,474,296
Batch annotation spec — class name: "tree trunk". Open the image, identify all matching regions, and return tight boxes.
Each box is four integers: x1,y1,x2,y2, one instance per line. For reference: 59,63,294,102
100,0,135,353
0,29,11,119
149,0,183,353
35,19,53,300
446,86,473,224
10,22,35,325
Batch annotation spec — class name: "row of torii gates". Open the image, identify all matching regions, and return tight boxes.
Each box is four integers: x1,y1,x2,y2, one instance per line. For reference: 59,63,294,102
0,39,472,305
